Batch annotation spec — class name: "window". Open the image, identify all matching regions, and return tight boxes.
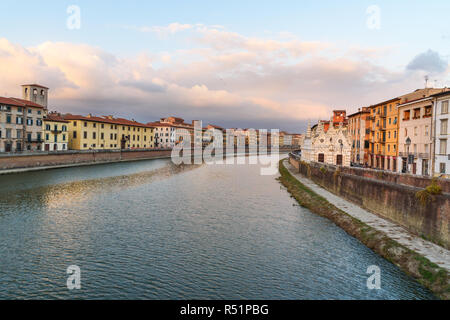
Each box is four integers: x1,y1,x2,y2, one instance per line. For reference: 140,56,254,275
83,144,87,148
425,126,429,136
6,114,11,123
27,118,33,125
84,122,87,127
101,133,104,139
62,125,67,132
16,116,23,124
442,101,449,114
440,163,446,174
73,131,77,139
93,123,96,128
441,119,448,135
74,121,77,126
63,134,66,141
83,131,87,139
413,108,421,119
403,110,410,121
46,124,51,130
440,139,447,155
93,132,96,139
28,109,32,114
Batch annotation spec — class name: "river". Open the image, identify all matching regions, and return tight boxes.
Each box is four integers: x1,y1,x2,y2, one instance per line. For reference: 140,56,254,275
0,157,435,299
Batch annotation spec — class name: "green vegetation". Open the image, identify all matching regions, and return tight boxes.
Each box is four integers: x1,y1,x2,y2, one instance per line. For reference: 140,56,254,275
279,159,449,300
415,178,443,206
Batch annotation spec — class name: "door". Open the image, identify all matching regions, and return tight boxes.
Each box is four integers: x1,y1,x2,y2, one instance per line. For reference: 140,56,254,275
402,158,407,173
45,144,50,151
5,143,11,152
336,155,343,166
422,160,429,176
412,163,417,175
54,144,58,151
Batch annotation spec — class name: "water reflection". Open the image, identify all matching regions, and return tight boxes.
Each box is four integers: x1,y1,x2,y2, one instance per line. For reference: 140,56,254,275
0,158,436,300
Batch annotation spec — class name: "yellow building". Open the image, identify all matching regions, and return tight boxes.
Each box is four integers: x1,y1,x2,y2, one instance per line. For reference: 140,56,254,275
63,114,155,150
368,97,401,171
42,112,70,151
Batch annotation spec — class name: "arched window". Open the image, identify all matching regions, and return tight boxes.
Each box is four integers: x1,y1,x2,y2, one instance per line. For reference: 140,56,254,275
41,90,45,96
25,88,28,95
33,89,38,95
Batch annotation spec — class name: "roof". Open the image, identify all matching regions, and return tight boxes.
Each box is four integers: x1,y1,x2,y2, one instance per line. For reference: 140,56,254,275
45,113,69,123
21,84,49,89
63,114,154,128
0,96,45,108
369,97,401,108
348,109,370,118
430,90,450,98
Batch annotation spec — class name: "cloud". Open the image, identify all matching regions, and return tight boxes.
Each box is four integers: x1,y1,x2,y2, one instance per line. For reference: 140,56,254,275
406,49,448,74
0,29,439,132
125,23,193,37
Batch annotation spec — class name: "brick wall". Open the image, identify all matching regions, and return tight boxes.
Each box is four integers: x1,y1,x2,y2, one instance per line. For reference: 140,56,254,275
290,156,450,249
0,149,172,171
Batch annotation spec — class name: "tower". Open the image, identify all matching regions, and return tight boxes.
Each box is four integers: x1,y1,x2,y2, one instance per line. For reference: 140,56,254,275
21,84,48,108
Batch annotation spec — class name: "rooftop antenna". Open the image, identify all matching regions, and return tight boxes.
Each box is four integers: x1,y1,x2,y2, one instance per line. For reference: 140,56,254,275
425,75,429,88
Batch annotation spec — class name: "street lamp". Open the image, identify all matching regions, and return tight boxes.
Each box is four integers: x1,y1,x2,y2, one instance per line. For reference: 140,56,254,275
405,137,411,174
339,140,344,166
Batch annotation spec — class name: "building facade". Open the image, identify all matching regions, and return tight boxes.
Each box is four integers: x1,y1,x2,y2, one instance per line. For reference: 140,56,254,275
303,121,351,167
348,107,370,166
431,91,450,177
64,114,155,150
0,84,47,153
397,88,449,176
42,112,69,151
368,97,401,171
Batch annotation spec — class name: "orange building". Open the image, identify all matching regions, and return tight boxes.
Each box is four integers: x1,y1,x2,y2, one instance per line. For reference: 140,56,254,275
348,107,370,165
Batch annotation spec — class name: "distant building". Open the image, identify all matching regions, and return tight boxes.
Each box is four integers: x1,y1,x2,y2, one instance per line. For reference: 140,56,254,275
0,84,46,152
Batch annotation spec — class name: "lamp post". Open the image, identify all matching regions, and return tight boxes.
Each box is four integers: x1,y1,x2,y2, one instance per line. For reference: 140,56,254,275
339,140,344,166
405,137,411,174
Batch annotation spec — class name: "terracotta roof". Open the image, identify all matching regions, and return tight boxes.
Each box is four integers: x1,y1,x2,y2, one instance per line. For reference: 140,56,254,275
45,113,69,123
0,96,45,108
63,114,154,128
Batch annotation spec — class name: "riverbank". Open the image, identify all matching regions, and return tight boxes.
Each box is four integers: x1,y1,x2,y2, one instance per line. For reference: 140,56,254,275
0,147,297,175
278,159,450,300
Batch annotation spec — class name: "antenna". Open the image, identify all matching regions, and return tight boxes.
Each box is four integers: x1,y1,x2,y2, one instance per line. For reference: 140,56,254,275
425,75,429,88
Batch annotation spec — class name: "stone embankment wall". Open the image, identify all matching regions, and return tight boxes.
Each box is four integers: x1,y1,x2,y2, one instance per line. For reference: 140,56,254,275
0,146,296,172
0,149,172,171
289,155,450,249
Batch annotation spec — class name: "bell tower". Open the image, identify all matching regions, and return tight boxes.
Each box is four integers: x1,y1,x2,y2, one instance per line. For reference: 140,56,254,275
22,84,48,108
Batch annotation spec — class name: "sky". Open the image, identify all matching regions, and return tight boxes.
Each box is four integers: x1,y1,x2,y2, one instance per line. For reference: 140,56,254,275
0,0,449,132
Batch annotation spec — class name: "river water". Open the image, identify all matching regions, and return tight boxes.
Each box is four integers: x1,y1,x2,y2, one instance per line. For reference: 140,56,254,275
0,157,435,299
